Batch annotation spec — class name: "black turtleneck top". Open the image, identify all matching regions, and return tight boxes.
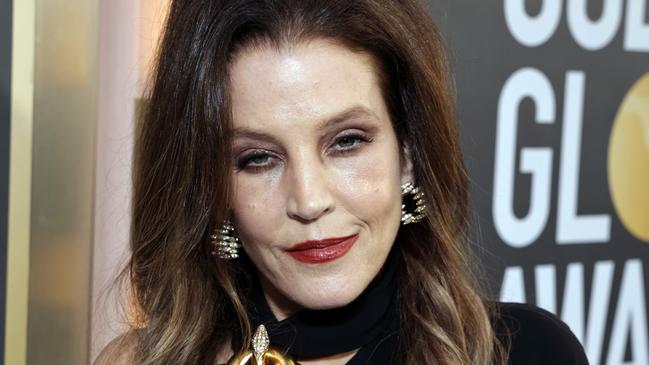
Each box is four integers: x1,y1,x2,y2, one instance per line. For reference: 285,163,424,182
245,248,399,364
234,251,589,365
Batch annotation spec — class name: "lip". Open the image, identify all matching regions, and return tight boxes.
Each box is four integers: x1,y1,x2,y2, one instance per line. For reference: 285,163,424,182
285,234,358,264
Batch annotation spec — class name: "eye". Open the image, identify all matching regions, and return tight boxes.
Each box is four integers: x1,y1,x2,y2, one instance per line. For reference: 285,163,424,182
330,133,373,154
236,150,275,172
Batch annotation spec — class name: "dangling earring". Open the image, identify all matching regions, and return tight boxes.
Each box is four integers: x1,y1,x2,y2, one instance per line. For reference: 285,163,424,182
401,182,426,225
211,220,242,259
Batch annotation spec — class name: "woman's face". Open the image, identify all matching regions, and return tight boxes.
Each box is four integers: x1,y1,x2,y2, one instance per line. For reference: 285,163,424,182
229,39,412,319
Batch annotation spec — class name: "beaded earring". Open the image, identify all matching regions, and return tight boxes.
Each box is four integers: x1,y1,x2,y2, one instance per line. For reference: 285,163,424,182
211,220,242,260
400,182,426,225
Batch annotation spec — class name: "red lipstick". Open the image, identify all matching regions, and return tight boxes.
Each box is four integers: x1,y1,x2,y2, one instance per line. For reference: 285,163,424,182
285,234,358,264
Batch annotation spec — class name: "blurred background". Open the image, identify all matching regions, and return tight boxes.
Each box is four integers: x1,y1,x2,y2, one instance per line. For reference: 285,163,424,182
1,0,648,364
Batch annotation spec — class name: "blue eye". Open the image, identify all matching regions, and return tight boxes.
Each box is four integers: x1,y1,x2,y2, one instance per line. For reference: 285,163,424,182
331,134,372,152
237,151,274,171
249,154,270,165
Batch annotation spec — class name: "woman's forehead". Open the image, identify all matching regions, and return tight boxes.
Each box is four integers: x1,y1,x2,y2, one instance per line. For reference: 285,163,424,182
228,39,389,134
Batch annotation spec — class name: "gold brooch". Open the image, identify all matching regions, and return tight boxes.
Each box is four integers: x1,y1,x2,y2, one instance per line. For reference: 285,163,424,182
227,325,297,365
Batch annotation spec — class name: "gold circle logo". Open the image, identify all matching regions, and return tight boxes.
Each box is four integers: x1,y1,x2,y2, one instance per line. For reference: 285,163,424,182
608,72,649,242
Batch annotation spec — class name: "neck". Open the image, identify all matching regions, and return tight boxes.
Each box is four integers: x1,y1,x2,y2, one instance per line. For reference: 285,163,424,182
244,248,399,361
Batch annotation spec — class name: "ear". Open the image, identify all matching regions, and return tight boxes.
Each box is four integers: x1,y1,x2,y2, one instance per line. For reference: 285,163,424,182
400,143,415,185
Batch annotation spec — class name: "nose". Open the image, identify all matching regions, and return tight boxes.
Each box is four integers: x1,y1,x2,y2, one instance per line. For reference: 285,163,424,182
285,155,335,223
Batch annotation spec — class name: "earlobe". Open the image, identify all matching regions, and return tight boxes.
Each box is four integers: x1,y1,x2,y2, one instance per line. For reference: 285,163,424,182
400,144,415,185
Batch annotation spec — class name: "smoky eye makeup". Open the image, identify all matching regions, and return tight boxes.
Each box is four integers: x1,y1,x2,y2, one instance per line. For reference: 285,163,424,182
234,149,278,172
233,125,378,173
328,132,374,155
231,136,282,172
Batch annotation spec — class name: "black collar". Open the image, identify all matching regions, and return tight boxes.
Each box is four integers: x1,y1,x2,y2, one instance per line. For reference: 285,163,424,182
244,249,399,363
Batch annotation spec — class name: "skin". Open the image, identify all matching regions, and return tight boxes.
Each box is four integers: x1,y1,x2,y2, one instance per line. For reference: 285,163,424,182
229,39,412,329
93,39,414,365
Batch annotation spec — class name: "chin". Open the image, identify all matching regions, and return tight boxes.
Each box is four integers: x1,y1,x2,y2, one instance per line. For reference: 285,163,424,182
290,276,369,310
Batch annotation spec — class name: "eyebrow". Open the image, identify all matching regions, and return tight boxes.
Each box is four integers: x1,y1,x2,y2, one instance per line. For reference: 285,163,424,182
315,105,380,132
232,105,380,143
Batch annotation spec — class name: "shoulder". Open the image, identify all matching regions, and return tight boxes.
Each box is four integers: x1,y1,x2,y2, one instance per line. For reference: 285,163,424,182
93,331,138,365
494,302,590,365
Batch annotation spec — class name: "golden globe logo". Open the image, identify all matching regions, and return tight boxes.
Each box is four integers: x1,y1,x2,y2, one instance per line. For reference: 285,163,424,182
495,68,649,365
498,2,649,363
608,72,649,242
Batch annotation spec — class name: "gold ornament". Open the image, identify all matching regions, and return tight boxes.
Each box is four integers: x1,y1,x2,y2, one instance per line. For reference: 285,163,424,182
400,182,426,224
227,325,297,365
211,220,242,260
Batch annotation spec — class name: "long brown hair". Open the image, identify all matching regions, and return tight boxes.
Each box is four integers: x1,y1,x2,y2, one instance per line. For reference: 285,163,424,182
126,0,506,364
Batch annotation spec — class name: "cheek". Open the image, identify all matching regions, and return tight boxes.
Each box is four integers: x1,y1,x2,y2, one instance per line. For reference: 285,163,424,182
333,147,402,221
230,175,285,244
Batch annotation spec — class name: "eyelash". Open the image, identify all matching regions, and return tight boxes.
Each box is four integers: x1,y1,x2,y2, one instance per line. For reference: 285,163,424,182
235,133,374,172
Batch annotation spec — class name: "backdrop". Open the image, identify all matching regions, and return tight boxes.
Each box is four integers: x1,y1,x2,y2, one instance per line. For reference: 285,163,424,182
428,1,649,364
1,1,648,365
0,0,12,360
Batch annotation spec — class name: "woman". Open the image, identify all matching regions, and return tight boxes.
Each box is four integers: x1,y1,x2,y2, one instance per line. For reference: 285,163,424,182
97,0,589,364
